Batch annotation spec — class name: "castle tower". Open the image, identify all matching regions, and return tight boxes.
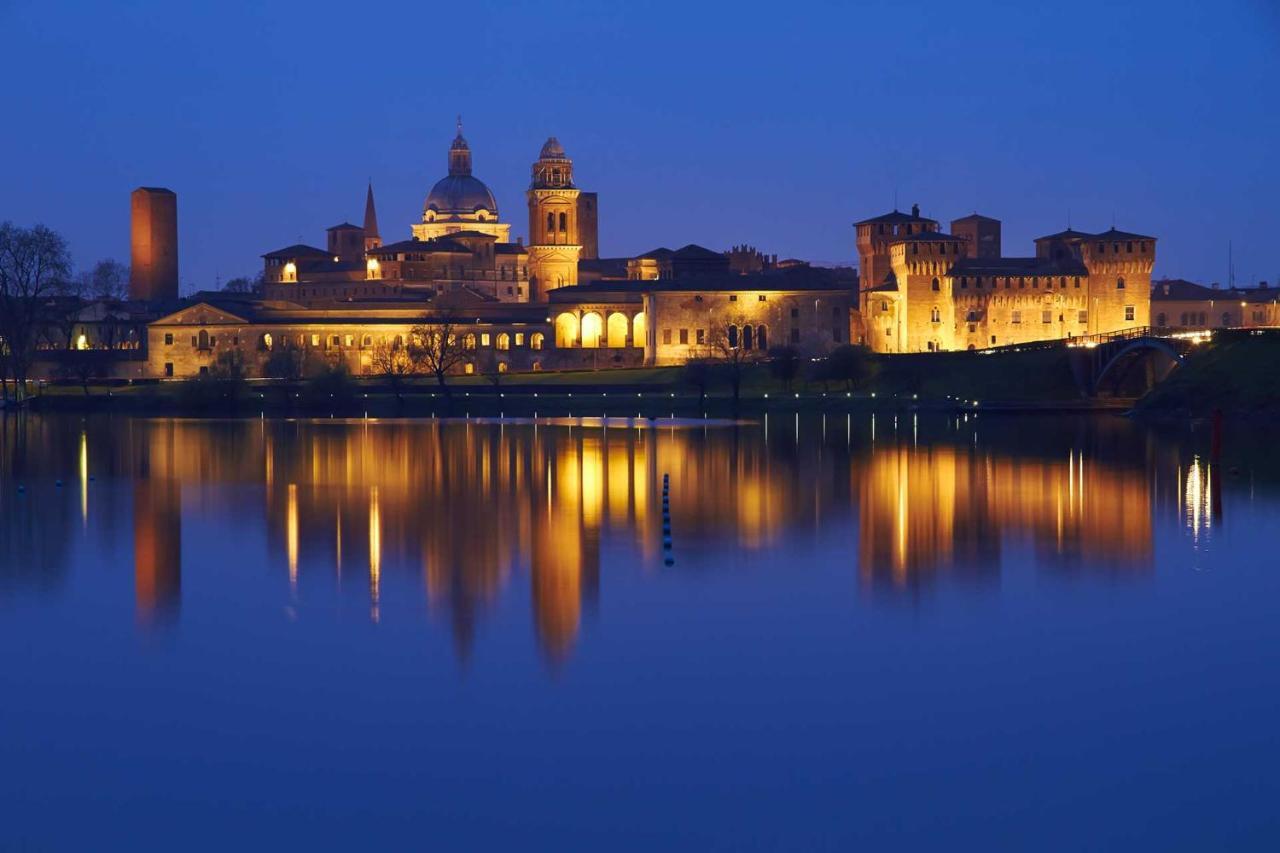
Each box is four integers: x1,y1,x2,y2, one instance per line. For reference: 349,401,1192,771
1081,229,1156,334
526,137,582,299
130,187,178,301
363,182,381,251
951,213,1001,259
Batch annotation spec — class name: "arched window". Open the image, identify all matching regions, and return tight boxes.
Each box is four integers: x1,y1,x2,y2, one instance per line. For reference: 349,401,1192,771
531,332,545,351
547,212,554,232
632,313,647,348
558,212,567,232
931,277,940,291
727,325,739,348
497,361,508,373
464,362,474,375
261,333,273,351
197,329,210,349
743,325,754,350
362,335,372,347
756,325,767,349
930,307,940,323
496,332,510,351
464,333,477,350
1117,277,1126,289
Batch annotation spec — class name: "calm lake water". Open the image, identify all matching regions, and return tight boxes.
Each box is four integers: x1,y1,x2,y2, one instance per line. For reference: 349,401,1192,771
1,412,1277,850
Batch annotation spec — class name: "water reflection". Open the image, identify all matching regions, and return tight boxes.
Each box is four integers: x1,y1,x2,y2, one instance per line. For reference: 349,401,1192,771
0,412,1247,662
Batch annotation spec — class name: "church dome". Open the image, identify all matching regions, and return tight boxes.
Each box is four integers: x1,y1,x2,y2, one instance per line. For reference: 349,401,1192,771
424,174,499,217
539,137,566,159
424,121,499,217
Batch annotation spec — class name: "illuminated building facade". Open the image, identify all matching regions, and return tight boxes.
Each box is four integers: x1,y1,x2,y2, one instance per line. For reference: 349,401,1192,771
856,206,1156,352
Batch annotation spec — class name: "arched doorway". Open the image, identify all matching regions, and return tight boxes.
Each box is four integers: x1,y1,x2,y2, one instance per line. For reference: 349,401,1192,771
555,313,579,348
606,312,629,348
632,312,646,348
580,312,603,349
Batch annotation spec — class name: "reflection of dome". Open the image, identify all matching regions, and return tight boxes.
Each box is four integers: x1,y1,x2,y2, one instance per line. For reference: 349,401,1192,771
424,175,498,217
539,137,566,159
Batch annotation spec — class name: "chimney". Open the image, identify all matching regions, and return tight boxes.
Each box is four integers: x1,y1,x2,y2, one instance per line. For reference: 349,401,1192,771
911,203,920,218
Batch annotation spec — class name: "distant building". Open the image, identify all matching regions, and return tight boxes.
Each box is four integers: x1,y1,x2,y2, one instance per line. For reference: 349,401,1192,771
130,187,178,301
1150,278,1280,329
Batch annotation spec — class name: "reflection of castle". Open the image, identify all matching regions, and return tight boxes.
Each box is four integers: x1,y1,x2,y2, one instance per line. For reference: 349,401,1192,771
857,436,1153,591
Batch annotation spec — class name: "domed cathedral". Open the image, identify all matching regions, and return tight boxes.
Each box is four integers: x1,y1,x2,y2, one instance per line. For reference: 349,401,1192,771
526,137,584,299
412,118,512,243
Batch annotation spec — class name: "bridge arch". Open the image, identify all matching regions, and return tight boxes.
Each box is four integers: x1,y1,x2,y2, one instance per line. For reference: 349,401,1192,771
1093,338,1185,397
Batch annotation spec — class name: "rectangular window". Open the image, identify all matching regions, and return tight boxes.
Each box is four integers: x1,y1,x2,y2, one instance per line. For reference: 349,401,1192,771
330,335,341,347
679,328,688,344
164,333,173,346
515,333,525,346
1012,310,1022,324
1042,310,1052,324
758,294,767,302
310,334,320,347
481,333,491,347
791,307,800,318
694,295,703,303
662,329,672,345
164,363,173,377
729,294,737,302
696,329,705,345
1125,305,1135,322
1078,310,1088,324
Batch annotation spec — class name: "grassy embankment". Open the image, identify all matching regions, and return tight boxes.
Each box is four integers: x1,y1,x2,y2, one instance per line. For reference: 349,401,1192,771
23,344,1099,417
1135,331,1280,419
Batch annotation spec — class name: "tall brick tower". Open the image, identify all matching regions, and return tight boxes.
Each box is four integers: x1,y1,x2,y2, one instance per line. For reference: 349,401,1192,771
526,138,581,299
130,187,178,301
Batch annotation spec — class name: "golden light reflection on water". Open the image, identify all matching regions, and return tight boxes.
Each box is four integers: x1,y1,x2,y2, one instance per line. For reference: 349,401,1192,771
4,414,1225,660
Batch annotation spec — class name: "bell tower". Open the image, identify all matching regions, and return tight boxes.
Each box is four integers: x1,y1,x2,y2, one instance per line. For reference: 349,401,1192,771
526,137,581,299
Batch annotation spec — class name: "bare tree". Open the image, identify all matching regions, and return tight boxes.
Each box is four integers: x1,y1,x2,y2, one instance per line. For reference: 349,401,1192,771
0,223,72,402
682,357,715,409
369,335,416,403
408,313,469,395
86,259,129,301
223,272,263,295
704,315,765,410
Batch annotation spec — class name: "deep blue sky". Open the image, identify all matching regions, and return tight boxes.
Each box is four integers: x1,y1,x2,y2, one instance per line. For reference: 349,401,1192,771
2,0,1277,292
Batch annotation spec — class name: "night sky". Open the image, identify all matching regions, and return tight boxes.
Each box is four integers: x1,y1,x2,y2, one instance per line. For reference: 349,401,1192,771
2,0,1277,292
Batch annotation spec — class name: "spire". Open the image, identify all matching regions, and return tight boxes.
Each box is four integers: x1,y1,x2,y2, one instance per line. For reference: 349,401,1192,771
363,182,379,238
363,182,381,250
448,117,472,177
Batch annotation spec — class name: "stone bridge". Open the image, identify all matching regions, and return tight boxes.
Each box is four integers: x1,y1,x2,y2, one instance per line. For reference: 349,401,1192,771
1067,326,1205,397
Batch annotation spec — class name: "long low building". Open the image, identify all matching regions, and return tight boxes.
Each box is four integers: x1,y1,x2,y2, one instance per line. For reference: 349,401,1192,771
140,265,857,379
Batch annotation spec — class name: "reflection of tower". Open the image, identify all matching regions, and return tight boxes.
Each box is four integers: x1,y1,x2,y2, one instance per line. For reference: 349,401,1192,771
133,478,181,626
526,137,583,299
529,436,601,664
